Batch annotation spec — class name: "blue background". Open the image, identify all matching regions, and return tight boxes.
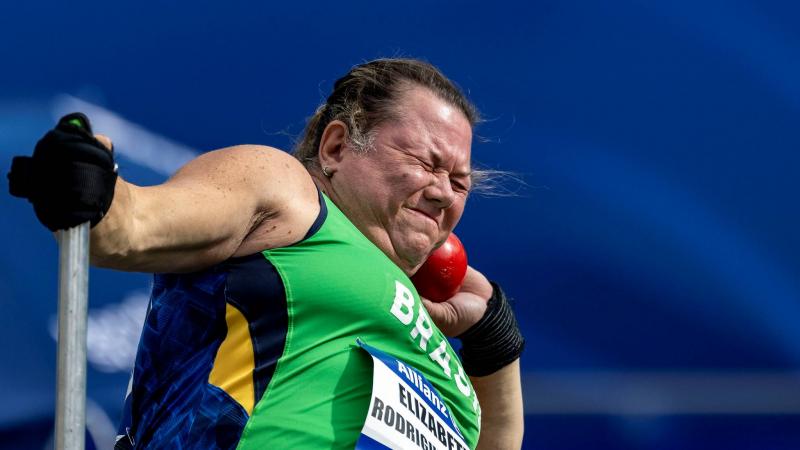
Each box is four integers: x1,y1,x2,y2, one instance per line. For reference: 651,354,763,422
1,0,799,448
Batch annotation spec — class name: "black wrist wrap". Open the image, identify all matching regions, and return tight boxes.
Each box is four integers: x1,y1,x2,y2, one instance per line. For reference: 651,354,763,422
458,281,525,377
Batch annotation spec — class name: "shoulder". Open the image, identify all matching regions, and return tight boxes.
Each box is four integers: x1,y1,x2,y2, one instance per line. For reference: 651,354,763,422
168,144,313,200
160,144,320,256
170,144,307,183
175,142,309,197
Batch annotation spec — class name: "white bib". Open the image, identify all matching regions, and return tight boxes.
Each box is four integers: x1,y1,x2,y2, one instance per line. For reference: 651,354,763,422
356,340,469,450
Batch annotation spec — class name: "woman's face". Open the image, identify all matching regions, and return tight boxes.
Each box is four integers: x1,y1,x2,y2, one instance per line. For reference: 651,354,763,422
330,86,473,274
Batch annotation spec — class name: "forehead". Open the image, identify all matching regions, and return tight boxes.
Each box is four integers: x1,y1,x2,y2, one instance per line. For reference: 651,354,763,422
382,86,473,166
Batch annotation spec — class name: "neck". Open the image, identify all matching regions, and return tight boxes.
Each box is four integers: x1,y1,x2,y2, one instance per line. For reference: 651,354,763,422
308,170,420,275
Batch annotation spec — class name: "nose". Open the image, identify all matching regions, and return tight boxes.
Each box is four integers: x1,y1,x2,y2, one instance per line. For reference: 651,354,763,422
424,172,456,209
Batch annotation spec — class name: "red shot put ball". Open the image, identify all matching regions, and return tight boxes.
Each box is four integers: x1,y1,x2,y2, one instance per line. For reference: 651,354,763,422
411,233,468,302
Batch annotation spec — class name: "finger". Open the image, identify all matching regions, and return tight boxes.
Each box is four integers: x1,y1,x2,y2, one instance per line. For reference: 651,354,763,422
421,297,450,321
421,298,436,315
460,266,492,299
421,297,438,313
94,134,114,152
422,298,458,330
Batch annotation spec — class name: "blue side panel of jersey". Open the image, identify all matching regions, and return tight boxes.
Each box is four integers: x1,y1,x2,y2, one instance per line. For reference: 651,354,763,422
116,191,328,449
122,269,248,449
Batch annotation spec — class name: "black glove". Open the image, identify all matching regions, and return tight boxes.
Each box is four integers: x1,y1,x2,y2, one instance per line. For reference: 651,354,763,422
8,112,118,231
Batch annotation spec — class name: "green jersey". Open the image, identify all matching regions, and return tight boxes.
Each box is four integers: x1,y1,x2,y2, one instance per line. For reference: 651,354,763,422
238,194,480,448
117,192,479,449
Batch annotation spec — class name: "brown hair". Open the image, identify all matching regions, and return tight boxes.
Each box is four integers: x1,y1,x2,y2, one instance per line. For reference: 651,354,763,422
294,58,480,166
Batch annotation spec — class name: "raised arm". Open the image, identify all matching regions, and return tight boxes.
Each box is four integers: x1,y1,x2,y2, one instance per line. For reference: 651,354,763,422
91,143,319,272
423,267,525,449
8,114,319,274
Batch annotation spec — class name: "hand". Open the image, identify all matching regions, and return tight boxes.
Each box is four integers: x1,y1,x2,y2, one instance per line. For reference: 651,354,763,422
421,265,494,336
8,113,117,231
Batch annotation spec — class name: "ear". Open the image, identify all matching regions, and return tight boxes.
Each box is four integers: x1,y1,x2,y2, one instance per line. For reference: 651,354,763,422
318,120,349,174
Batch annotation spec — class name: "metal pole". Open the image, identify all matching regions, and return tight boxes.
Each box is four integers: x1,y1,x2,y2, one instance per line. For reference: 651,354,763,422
55,222,90,450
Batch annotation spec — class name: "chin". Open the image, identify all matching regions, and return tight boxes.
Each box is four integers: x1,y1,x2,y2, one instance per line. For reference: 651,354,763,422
400,255,428,276
390,228,436,267
396,243,433,271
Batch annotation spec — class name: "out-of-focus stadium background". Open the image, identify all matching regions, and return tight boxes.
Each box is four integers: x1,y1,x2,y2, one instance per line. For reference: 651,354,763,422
2,1,799,448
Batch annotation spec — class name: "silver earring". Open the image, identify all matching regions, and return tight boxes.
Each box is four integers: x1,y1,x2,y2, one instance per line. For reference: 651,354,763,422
322,166,332,177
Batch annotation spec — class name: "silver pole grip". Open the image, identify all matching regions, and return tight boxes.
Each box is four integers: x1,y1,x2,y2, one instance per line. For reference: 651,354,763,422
56,223,90,450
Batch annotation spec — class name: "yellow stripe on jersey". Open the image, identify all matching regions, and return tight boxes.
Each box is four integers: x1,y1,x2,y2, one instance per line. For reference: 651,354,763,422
209,303,255,415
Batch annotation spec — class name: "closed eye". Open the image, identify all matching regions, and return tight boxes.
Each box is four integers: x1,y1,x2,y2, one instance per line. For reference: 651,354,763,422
414,156,435,172
451,177,471,194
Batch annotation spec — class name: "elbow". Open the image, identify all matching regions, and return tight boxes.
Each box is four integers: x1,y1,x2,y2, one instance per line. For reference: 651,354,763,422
88,215,143,271
89,236,135,270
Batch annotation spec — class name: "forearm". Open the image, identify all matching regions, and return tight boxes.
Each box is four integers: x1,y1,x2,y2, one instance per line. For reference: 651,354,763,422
452,279,525,449
472,359,524,450
89,177,136,268
89,177,253,273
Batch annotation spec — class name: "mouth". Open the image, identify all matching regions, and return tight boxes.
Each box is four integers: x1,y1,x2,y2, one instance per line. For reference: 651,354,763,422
406,207,439,227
